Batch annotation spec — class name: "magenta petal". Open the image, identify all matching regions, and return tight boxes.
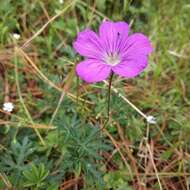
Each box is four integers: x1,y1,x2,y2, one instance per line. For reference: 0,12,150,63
112,55,148,78
76,59,111,83
120,33,153,59
73,29,104,59
99,21,129,53
114,22,129,36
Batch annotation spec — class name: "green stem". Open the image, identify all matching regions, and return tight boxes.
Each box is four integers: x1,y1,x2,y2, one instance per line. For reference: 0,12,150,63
76,75,79,107
91,72,114,136
107,71,114,120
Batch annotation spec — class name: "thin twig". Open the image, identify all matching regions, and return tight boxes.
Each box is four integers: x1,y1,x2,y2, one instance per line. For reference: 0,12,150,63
78,0,109,20
49,69,74,126
116,123,143,188
104,80,148,120
17,47,93,105
21,0,77,49
146,141,163,190
0,173,12,189
103,128,133,179
14,48,45,146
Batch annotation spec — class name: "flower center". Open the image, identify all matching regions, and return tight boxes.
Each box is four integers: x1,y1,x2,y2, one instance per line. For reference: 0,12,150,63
105,53,120,66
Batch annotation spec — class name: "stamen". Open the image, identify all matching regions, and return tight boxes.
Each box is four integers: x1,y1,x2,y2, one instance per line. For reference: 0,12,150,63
105,53,120,66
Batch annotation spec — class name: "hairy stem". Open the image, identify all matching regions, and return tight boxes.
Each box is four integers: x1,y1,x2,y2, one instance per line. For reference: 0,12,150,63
107,71,114,120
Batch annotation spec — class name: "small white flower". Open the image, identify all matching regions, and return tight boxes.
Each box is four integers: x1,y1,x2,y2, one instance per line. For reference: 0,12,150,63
146,115,156,124
59,0,64,4
3,102,14,112
12,33,20,40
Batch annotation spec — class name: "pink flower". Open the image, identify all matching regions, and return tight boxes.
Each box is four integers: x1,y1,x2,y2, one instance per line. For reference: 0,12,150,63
73,21,153,83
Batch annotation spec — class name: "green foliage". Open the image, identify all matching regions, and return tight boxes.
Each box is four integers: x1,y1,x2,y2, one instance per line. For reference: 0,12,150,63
0,137,34,185
104,171,132,190
23,163,49,189
47,119,111,188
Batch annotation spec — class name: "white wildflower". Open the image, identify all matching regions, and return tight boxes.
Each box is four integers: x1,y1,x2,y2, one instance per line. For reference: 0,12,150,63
146,115,156,124
3,102,14,112
12,33,20,40
59,0,64,4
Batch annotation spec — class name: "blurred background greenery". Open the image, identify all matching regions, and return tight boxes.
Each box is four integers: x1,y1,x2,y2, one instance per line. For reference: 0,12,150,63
0,0,190,189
